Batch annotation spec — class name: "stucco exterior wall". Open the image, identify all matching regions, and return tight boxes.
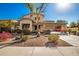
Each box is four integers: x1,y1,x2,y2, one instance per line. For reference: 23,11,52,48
42,23,56,31
19,19,32,31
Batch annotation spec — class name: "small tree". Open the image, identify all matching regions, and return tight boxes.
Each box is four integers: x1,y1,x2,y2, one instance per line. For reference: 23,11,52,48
56,20,68,25
77,20,79,30
56,20,68,32
70,22,76,28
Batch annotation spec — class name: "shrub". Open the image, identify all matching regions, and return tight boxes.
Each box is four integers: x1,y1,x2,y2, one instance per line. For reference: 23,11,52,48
0,32,12,42
16,29,22,34
72,31,76,35
13,29,22,34
21,35,28,41
22,29,30,35
76,31,79,36
48,34,59,43
31,30,38,35
68,29,72,34
43,30,51,34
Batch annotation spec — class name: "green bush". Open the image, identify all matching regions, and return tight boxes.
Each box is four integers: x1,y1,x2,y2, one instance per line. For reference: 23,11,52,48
13,29,22,34
48,34,59,43
72,31,76,35
68,29,72,34
43,30,51,34
21,35,28,41
76,31,79,36
22,29,30,35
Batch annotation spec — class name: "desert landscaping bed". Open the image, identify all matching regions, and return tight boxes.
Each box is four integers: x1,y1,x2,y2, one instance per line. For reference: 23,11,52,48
11,36,72,47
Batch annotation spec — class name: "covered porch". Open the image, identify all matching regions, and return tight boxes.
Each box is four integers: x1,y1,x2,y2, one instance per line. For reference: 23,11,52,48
32,22,43,32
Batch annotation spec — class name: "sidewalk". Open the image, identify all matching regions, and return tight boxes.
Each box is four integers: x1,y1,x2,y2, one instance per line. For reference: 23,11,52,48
0,47,79,56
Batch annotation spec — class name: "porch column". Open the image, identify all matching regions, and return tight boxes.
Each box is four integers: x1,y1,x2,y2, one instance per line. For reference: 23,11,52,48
37,25,39,31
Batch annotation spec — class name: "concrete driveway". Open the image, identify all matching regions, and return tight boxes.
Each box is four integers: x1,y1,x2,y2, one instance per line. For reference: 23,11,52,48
60,35,79,46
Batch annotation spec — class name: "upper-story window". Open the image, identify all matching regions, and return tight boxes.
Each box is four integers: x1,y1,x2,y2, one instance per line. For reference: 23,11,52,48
35,17,37,20
38,17,40,20
30,14,32,17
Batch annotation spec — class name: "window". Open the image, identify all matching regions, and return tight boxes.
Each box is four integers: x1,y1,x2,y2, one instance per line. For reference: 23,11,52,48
39,25,40,29
35,17,37,20
38,17,40,20
35,25,37,30
22,24,30,29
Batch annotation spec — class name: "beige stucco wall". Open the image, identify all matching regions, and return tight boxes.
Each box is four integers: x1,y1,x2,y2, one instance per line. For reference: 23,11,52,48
19,19,32,31
32,14,43,23
42,23,56,31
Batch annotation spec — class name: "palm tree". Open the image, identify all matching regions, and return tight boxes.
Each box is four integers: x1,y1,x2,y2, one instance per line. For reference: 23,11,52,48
24,3,46,13
24,3,46,37
24,3,33,13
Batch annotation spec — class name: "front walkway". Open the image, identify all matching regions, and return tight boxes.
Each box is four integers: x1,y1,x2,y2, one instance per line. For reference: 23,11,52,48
0,47,79,56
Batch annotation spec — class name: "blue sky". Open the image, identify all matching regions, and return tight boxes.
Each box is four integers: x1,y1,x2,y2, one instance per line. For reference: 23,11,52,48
0,3,30,20
44,3,79,23
0,3,79,23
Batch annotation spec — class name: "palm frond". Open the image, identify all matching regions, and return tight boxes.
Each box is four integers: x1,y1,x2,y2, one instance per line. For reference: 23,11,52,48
24,3,33,13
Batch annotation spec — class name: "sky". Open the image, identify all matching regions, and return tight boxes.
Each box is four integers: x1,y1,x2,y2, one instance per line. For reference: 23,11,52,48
0,3,79,23
0,3,30,20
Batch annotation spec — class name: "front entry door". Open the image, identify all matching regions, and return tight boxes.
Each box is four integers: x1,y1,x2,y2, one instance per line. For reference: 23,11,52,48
35,25,37,30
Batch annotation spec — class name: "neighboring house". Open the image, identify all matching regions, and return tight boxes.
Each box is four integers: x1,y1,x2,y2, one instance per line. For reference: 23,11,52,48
43,21,57,31
0,20,17,32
